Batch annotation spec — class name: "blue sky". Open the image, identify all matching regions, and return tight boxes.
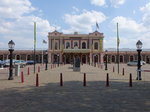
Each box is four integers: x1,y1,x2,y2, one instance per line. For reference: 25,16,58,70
0,0,150,49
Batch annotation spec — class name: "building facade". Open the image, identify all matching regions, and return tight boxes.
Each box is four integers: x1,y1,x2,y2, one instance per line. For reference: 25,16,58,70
0,50,149,64
0,31,150,64
48,30,104,64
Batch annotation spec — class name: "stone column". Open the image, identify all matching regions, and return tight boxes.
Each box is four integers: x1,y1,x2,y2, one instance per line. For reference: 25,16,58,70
71,39,73,49
86,54,88,64
49,38,51,50
79,39,81,49
80,54,82,64
60,38,63,50
90,53,92,65
60,53,62,63
100,53,104,64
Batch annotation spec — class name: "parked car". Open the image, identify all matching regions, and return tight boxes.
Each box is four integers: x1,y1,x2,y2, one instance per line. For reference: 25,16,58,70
3,60,16,67
26,60,35,65
3,60,27,68
127,60,146,66
0,60,5,67
14,60,27,68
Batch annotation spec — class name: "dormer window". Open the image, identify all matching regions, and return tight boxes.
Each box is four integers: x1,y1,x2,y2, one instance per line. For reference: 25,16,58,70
74,42,78,47
55,42,58,49
66,42,70,49
82,42,86,49
94,42,98,50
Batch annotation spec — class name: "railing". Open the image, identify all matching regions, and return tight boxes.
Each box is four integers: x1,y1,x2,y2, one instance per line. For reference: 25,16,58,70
63,49,90,53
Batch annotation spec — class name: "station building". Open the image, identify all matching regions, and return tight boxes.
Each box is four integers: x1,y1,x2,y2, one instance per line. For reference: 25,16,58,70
48,30,104,64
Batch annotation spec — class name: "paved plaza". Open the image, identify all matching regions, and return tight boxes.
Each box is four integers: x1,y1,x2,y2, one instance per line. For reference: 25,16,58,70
0,64,150,112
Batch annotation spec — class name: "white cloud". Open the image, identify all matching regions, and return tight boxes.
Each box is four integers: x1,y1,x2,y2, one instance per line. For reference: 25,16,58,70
0,0,35,18
110,0,126,8
140,2,150,12
0,0,55,48
133,10,136,14
111,16,146,33
90,0,105,6
108,16,150,48
72,6,79,12
63,10,107,33
0,16,55,48
140,2,150,29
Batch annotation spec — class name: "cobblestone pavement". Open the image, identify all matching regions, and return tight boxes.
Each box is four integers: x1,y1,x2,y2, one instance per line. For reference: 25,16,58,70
0,64,150,112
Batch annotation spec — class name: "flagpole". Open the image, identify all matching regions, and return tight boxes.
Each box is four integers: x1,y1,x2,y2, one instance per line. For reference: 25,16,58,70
117,23,119,74
34,22,36,74
42,40,44,65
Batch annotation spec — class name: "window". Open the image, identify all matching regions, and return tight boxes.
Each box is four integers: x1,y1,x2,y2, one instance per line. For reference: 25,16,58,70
27,55,31,60
66,42,70,49
130,56,134,61
16,55,20,60
74,42,78,47
94,42,98,49
82,42,86,49
0,55,3,61
55,42,58,49
112,55,115,62
120,55,123,63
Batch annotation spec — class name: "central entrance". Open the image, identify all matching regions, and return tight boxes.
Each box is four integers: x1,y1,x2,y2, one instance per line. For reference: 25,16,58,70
82,55,86,64
63,53,89,64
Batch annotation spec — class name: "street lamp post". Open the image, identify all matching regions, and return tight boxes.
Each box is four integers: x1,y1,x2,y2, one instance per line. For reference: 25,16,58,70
45,50,48,70
8,40,15,80
105,50,108,70
136,40,142,80
57,54,59,67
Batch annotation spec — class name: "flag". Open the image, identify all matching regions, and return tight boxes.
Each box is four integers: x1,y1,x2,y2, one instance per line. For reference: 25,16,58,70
117,23,120,47
43,39,47,44
96,22,99,29
34,22,36,48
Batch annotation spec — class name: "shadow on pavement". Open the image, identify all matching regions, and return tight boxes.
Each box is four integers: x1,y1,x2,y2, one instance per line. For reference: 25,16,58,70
0,81,150,112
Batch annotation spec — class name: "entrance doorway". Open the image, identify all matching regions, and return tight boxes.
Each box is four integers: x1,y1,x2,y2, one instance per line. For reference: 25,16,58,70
94,55,98,63
82,55,86,64
66,55,70,64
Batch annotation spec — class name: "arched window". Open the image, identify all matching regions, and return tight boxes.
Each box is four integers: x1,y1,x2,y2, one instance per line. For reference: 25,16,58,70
82,42,86,49
130,56,134,61
55,42,58,50
112,55,115,63
66,42,70,49
146,56,149,63
74,42,78,47
27,55,31,60
0,55,3,61
54,54,58,63
94,42,98,50
16,55,20,60
120,55,123,63
94,55,98,63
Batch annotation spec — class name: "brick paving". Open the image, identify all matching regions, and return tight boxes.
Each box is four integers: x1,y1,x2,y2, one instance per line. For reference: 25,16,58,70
0,64,150,112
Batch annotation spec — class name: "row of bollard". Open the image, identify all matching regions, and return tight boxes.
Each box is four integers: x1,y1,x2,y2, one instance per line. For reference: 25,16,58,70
21,72,133,87
21,64,64,86
60,73,132,87
96,64,125,76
